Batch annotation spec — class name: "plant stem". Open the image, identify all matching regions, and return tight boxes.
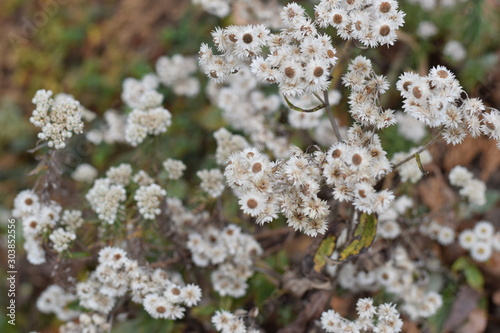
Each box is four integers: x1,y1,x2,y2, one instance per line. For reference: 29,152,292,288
321,91,343,142
392,132,442,170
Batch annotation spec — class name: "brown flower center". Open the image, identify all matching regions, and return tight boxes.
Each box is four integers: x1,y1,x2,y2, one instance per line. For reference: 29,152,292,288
284,67,295,79
380,2,391,13
352,153,362,166
242,33,253,44
412,86,422,99
437,69,449,78
379,25,391,37
333,14,343,25
313,67,324,78
402,81,412,92
252,162,262,173
247,199,258,209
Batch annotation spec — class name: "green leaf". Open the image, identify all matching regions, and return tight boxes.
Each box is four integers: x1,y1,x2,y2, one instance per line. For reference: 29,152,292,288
69,251,90,259
338,213,378,261
451,256,470,271
463,265,484,291
313,234,336,272
452,256,484,291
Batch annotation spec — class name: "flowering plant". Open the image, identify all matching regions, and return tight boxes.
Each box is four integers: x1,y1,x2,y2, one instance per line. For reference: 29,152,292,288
5,0,500,332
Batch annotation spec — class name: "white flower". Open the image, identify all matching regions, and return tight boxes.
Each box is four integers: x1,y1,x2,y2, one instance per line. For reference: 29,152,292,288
86,178,126,224
134,183,167,219
72,164,98,183
49,228,76,252
198,169,225,198
458,229,477,250
437,226,455,245
470,242,492,262
182,284,202,307
163,158,187,179
30,90,84,149
474,221,494,240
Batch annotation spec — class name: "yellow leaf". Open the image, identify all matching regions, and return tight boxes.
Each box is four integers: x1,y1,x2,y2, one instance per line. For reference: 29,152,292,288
313,234,336,272
338,213,377,262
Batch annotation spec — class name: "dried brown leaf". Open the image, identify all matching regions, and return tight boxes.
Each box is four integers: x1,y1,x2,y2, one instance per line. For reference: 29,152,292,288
443,285,481,333
458,308,487,333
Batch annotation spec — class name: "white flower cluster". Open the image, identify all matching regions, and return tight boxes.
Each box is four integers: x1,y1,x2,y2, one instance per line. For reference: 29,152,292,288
313,126,395,215
106,163,133,186
36,285,79,321
197,169,226,198
86,178,126,224
75,247,202,319
406,0,465,11
424,220,500,263
416,21,438,39
122,75,173,146
59,313,110,333
391,147,432,183
212,309,260,333
398,66,500,147
122,74,162,109
207,68,288,157
395,111,427,143
334,246,443,320
71,163,98,183
156,54,200,97
86,109,127,145
133,170,155,186
61,209,85,231
343,56,396,129
49,228,77,252
187,224,262,298
321,298,403,333
15,192,84,257
226,128,393,236
443,40,467,63
422,220,456,246
214,128,249,166
315,0,405,47
193,0,282,28
134,183,167,219
449,165,486,206
377,195,414,239
200,3,339,97
163,158,187,180
165,197,210,230
458,221,500,262
30,89,84,149
193,0,234,17
13,190,67,264
125,107,172,146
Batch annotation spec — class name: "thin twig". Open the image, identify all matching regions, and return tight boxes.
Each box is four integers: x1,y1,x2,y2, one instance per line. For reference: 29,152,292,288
322,91,343,142
392,132,442,170
283,94,325,113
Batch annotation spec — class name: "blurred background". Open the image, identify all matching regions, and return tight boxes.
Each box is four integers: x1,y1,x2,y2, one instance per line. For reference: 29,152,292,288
1,0,500,332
